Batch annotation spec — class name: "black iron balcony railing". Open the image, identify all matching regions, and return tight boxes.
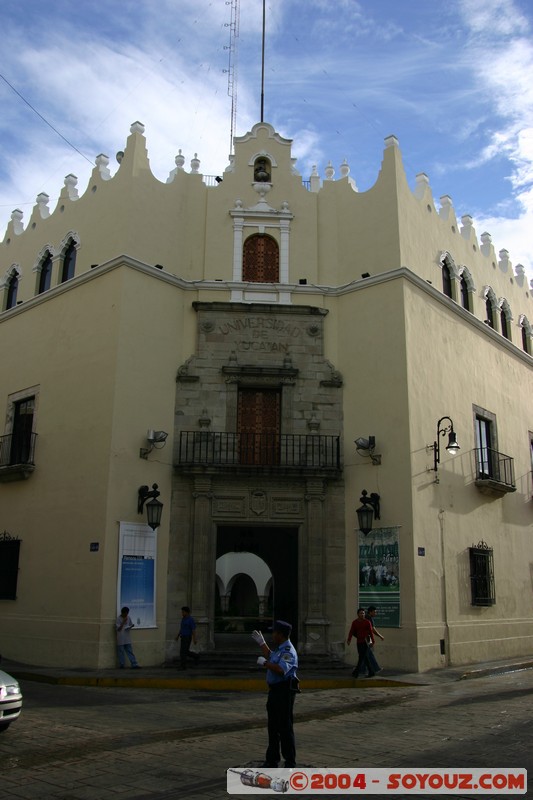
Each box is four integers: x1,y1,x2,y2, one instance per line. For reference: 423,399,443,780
177,431,340,470
0,432,37,468
475,447,515,488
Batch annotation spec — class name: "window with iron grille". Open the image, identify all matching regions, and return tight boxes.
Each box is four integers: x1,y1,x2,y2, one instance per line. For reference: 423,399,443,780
0,533,21,600
469,541,495,606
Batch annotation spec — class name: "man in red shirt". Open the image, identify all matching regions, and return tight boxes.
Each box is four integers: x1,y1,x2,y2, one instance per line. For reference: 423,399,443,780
347,608,375,678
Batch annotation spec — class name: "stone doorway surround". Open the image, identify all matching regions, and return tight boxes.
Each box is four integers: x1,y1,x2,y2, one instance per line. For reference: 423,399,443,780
168,476,345,654
168,301,345,656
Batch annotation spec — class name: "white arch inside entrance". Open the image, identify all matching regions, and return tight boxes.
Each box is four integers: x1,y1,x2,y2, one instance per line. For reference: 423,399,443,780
216,551,272,597
216,552,273,617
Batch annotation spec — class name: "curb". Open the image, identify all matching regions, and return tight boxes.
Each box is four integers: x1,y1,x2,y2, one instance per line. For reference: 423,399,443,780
458,659,533,681
8,660,532,692
9,671,420,691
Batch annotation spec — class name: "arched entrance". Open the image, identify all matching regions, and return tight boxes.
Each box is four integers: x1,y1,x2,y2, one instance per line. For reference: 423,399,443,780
215,551,273,635
216,526,298,645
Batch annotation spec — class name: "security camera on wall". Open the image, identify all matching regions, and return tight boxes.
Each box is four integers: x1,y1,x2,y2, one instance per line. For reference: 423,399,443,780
140,430,169,458
355,436,375,452
354,435,381,465
147,430,168,444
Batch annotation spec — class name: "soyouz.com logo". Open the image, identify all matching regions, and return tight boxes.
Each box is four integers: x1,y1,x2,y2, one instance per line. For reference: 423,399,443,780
226,767,527,794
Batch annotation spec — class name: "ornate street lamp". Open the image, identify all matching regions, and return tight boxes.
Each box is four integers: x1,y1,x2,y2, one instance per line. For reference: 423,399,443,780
432,416,460,473
138,483,163,531
356,490,381,535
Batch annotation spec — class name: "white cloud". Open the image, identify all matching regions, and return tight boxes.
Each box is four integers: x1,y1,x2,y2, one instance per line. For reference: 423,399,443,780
454,0,533,280
0,17,260,231
459,0,530,36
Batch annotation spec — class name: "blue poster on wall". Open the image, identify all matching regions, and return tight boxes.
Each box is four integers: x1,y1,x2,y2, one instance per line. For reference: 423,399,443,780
118,522,157,628
120,556,155,628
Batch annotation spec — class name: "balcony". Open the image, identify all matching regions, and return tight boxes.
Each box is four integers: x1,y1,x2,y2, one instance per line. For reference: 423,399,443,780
175,431,341,474
474,447,516,496
0,432,37,481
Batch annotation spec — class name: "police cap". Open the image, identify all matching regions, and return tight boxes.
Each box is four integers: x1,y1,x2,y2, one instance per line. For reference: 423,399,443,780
273,620,292,637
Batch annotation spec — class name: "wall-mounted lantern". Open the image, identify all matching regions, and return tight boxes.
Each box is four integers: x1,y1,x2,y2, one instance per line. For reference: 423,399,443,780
356,489,381,535
431,416,460,474
138,483,163,531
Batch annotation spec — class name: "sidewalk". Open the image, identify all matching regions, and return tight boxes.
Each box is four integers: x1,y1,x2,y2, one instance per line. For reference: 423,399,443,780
4,653,533,691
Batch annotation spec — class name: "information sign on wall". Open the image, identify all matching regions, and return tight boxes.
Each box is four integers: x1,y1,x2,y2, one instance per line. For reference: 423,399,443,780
118,522,157,628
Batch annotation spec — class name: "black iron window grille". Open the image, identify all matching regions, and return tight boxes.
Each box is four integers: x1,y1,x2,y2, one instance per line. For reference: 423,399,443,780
469,541,495,607
0,531,21,600
474,447,515,487
0,432,38,467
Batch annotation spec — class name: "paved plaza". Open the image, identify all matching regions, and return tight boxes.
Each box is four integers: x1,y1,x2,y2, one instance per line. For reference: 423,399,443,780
1,661,532,800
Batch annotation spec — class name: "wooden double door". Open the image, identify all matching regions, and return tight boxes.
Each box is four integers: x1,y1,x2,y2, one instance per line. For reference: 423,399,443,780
237,389,280,465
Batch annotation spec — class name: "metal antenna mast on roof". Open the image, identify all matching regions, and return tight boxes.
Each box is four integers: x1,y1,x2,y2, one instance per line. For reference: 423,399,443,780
260,0,266,122
224,0,240,155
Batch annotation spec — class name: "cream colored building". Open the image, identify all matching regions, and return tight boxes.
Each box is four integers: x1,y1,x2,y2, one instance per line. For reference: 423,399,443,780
1,120,532,671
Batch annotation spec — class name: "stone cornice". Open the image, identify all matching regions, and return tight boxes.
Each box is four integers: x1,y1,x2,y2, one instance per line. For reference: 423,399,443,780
192,301,328,317
1,254,531,367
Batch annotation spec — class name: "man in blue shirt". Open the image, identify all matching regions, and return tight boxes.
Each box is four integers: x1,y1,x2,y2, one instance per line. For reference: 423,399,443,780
252,620,299,768
176,606,199,669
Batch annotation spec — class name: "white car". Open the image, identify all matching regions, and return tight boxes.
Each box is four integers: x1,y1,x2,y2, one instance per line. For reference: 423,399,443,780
0,669,22,731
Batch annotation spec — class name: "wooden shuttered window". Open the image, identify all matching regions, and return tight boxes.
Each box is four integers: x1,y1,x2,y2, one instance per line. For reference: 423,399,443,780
242,234,279,283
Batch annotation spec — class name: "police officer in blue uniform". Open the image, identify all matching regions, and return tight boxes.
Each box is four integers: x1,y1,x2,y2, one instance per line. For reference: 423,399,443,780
252,620,299,768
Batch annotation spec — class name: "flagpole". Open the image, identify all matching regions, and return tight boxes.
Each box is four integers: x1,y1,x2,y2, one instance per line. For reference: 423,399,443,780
260,0,265,122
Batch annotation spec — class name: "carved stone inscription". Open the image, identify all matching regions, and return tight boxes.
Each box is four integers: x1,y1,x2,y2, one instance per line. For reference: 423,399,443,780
218,317,303,353
213,496,246,517
272,498,303,517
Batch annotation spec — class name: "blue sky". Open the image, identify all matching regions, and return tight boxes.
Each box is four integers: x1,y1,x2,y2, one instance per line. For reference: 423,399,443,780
1,0,532,282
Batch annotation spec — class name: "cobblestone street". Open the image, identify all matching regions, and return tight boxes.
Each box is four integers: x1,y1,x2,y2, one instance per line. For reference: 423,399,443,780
1,667,532,800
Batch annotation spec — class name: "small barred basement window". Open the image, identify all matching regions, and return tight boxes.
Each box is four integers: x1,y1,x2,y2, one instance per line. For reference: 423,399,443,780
469,541,495,606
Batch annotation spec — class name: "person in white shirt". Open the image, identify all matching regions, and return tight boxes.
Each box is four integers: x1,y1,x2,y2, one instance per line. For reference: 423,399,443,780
116,607,140,669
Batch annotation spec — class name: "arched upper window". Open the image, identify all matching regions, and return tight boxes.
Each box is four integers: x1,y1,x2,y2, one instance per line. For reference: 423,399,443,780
460,275,469,310
243,234,279,283
38,251,53,294
456,265,474,312
61,240,77,283
438,252,458,300
520,316,531,354
484,288,496,329
499,300,512,340
442,262,453,298
5,271,19,309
